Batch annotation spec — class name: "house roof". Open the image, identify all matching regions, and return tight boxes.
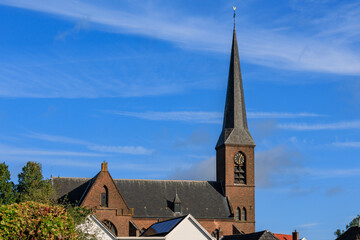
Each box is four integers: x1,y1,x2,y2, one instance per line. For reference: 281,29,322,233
336,226,360,240
273,234,292,240
221,230,279,240
141,216,186,236
52,177,232,219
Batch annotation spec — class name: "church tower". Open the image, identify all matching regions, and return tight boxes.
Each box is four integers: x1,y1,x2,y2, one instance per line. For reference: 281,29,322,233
216,26,255,233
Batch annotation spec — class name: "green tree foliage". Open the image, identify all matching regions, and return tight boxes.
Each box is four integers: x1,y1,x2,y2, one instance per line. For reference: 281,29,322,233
17,161,53,203
0,201,78,239
0,162,16,205
335,215,360,237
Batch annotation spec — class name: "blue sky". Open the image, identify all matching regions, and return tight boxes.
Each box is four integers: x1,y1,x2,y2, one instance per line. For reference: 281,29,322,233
1,0,360,239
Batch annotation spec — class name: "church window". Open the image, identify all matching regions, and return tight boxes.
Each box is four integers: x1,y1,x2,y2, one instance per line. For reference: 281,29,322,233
102,220,117,236
235,207,240,221
234,152,246,184
241,207,247,221
101,186,109,207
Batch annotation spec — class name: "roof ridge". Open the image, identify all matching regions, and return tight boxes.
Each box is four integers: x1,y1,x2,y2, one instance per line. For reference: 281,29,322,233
52,176,91,179
113,179,211,183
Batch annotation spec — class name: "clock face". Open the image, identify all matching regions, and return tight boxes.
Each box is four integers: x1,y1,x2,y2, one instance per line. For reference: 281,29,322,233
234,152,245,165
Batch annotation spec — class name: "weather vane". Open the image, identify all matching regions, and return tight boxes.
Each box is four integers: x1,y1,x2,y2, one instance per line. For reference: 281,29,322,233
233,6,236,26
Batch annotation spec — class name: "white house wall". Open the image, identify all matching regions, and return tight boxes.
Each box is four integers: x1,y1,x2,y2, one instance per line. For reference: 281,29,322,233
166,216,214,240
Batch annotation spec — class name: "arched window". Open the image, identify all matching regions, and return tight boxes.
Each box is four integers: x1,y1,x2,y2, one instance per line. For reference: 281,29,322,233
241,207,247,221
235,207,240,221
101,186,108,207
234,152,246,184
102,220,117,236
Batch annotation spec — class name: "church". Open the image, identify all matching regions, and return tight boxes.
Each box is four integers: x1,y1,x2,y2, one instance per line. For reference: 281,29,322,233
52,25,256,238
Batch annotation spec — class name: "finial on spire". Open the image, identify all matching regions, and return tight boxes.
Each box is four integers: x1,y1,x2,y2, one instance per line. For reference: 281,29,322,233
233,6,236,27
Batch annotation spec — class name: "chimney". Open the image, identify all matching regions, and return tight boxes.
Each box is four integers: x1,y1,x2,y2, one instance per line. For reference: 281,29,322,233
292,230,299,240
101,162,108,172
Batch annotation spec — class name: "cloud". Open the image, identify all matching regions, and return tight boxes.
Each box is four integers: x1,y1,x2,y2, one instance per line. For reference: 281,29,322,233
0,0,360,77
326,186,344,196
24,132,155,155
255,145,302,188
173,128,212,148
0,144,106,157
110,111,323,124
278,120,360,130
168,156,216,181
333,141,360,148
110,111,222,124
87,145,154,155
24,132,91,145
289,186,318,196
55,18,89,41
248,112,325,119
296,222,320,229
306,168,360,180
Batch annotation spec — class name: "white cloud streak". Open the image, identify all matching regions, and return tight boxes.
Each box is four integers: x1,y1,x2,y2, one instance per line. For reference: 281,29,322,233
111,111,222,124
111,111,323,124
0,144,106,157
0,0,360,77
88,145,155,155
333,141,360,148
24,132,155,155
278,120,360,130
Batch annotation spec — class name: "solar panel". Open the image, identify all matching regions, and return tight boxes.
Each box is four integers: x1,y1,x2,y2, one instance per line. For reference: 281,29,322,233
142,217,183,236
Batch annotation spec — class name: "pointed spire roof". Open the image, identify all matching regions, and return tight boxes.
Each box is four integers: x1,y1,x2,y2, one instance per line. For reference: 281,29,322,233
173,192,181,204
216,27,255,148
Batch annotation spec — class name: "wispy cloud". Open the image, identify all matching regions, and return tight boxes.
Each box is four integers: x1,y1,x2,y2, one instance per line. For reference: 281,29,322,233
88,145,154,155
248,112,325,119
296,222,320,229
0,144,106,157
0,1,359,99
256,145,302,188
333,141,360,148
307,168,360,179
110,111,222,124
110,111,323,124
24,132,91,145
0,0,359,78
168,156,216,181
278,120,360,130
24,132,155,155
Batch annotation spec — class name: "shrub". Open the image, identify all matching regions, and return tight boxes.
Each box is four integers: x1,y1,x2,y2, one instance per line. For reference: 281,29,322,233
0,201,78,239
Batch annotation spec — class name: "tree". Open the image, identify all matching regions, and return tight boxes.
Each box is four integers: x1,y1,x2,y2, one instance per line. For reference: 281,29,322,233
335,215,360,237
17,161,53,203
0,201,78,239
0,162,16,205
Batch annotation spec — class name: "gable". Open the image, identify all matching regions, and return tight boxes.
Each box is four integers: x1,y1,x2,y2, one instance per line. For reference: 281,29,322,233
81,170,130,213
167,215,214,240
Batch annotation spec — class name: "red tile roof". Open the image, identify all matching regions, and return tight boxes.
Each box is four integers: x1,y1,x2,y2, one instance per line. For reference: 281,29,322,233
274,233,292,240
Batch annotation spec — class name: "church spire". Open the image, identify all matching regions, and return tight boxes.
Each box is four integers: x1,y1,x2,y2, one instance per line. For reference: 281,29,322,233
216,26,255,148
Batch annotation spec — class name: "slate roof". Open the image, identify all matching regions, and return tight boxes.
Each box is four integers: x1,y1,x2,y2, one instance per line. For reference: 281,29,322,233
216,27,255,148
221,231,279,240
52,177,232,219
52,176,97,204
336,226,360,240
